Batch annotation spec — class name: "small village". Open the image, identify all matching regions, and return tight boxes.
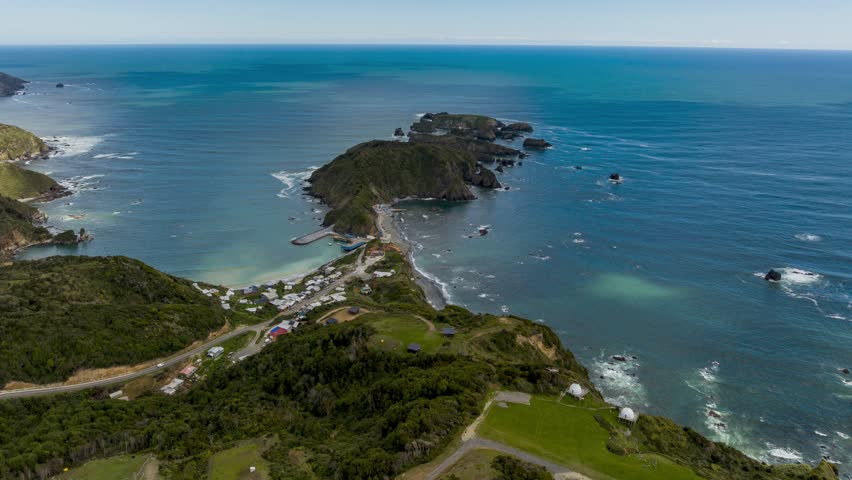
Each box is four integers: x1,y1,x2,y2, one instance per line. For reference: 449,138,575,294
144,240,403,398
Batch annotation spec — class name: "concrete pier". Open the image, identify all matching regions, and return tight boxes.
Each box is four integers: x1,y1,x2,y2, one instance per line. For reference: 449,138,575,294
291,225,337,245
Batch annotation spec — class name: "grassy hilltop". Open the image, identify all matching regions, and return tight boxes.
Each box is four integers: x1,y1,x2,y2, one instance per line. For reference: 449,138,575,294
0,249,838,480
0,256,232,385
307,140,500,235
0,124,50,162
0,163,62,200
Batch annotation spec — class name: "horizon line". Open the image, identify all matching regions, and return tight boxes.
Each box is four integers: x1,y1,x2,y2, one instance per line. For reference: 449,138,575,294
0,42,851,53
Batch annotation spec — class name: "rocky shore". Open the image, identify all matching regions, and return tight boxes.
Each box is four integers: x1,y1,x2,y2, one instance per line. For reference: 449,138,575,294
0,72,27,97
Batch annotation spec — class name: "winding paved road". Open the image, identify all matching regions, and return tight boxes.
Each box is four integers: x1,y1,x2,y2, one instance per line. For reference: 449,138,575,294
0,324,268,400
424,438,573,480
0,249,372,401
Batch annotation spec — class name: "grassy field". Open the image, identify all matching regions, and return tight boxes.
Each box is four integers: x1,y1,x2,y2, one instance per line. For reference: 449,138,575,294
208,441,270,480
0,162,58,199
439,448,502,480
55,454,155,480
478,396,703,480
362,313,455,354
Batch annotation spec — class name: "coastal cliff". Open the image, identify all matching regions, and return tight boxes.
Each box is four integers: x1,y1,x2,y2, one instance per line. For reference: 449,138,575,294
0,72,27,97
0,124,51,162
0,195,53,259
0,163,66,201
306,112,537,236
0,247,839,480
307,140,500,235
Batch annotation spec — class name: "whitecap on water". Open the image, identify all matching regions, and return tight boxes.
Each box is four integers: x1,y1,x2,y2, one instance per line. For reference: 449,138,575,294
271,167,318,198
815,430,829,437
795,233,822,242
838,432,850,440
59,174,105,193
44,135,105,157
591,351,648,408
766,446,803,462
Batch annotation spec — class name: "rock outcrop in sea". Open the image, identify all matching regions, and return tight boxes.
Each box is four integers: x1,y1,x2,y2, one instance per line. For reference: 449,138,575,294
765,269,782,282
523,138,552,149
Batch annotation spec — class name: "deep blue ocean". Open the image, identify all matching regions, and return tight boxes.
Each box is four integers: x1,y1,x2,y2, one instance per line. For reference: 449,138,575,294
1,46,850,471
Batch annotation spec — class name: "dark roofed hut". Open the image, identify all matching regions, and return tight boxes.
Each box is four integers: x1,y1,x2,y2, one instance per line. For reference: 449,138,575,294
441,327,456,337
348,306,360,315
407,343,421,354
325,318,339,326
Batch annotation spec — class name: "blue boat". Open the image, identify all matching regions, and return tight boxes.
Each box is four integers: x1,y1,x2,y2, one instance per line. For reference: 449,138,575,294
341,241,366,252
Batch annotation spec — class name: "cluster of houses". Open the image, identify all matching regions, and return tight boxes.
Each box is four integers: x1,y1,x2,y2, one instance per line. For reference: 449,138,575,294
235,265,348,314
160,348,223,396
191,283,236,311
268,319,301,341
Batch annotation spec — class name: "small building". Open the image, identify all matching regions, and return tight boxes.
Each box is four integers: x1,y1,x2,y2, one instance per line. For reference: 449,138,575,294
567,383,586,400
207,346,224,359
160,378,185,395
360,285,372,295
108,390,124,399
325,318,339,326
254,296,268,305
373,270,394,278
270,329,288,340
348,306,360,315
618,407,638,425
243,285,259,295
407,343,421,354
441,327,456,337
179,365,198,378
262,291,279,302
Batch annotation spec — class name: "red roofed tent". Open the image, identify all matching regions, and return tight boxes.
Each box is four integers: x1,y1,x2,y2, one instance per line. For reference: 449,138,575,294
270,329,288,339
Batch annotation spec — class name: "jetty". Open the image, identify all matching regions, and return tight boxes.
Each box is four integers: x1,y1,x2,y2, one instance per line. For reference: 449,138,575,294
291,225,337,245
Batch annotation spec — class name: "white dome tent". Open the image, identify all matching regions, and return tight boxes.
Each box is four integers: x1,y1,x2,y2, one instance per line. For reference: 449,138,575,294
618,407,638,425
567,383,585,400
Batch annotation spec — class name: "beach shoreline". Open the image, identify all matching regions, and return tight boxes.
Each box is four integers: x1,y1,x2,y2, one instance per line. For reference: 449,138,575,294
375,204,448,310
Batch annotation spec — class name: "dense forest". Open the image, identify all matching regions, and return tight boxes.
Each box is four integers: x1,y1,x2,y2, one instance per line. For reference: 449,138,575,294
0,256,230,385
0,251,840,480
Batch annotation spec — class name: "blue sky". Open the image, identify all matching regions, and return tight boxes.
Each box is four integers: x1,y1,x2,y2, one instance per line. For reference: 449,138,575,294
3,0,851,50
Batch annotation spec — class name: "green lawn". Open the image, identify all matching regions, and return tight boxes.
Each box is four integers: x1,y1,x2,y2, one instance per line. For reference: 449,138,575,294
208,442,270,480
54,454,153,480
478,396,703,480
361,313,452,354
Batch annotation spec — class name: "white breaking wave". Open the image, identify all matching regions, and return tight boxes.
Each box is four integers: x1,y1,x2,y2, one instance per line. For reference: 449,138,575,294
795,233,822,242
591,351,649,408
766,446,803,462
93,152,138,160
271,167,317,198
44,135,105,157
59,174,105,193
777,268,822,285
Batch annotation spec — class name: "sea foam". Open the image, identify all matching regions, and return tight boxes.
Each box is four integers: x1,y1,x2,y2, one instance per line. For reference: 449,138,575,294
271,167,317,198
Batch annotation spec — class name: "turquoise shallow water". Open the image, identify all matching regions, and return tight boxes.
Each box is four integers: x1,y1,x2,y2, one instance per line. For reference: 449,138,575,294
1,46,850,471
